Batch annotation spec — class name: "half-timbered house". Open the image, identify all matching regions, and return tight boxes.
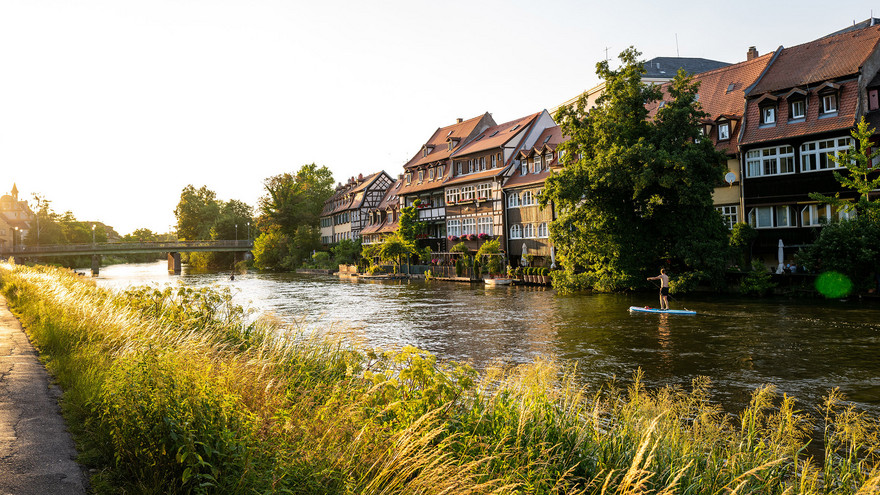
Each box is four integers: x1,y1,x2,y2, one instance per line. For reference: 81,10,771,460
319,171,394,245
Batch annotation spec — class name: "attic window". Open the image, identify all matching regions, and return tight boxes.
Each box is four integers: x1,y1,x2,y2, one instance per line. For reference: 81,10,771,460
448,141,454,151
490,130,499,137
658,101,666,108
475,134,484,141
446,130,453,137
543,135,551,144
718,123,730,141
511,125,520,131
726,83,735,93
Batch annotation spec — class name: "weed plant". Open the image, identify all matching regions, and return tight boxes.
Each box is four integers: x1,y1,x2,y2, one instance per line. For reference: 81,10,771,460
1,263,878,494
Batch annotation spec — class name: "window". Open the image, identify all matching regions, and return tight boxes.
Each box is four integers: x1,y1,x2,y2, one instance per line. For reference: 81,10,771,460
491,154,496,168
533,156,542,173
429,168,435,180
507,192,521,208
745,145,795,177
801,137,852,172
479,157,486,171
456,161,463,175
801,204,830,227
478,217,492,235
462,218,476,236
870,89,879,111
747,206,792,228
836,203,856,221
523,223,535,238
510,224,522,239
821,93,838,114
438,165,444,178
789,100,805,120
538,222,548,238
476,183,491,200
460,185,475,201
446,188,459,205
761,106,776,125
418,170,424,182
545,152,553,167
521,191,534,206
718,123,730,140
447,219,461,237
406,173,412,184
520,159,528,175
716,206,738,229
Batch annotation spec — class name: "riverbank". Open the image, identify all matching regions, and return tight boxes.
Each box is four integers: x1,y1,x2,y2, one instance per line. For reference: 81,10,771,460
3,262,879,494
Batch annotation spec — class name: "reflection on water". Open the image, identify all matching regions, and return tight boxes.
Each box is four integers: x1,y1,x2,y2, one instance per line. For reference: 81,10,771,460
94,261,880,415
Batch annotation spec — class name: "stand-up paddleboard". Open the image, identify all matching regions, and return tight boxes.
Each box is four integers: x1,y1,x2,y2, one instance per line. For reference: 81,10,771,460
629,306,696,315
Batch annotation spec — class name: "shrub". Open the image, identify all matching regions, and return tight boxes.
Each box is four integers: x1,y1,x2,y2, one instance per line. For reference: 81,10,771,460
740,260,776,296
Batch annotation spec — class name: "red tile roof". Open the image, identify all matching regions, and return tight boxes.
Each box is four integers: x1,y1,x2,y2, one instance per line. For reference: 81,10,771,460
741,78,859,145
396,166,450,196
320,171,387,215
504,126,566,188
452,112,540,159
403,113,493,170
750,25,880,94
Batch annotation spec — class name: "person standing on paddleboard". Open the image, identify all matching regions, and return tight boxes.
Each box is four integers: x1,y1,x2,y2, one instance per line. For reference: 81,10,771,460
647,269,670,310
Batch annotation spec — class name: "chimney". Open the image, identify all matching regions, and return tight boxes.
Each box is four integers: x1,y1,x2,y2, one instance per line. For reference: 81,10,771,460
747,46,758,61
398,174,404,181
358,173,363,181
456,117,463,123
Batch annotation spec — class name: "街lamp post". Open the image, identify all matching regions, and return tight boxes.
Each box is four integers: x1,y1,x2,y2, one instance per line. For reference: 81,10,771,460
92,224,95,245
235,224,238,242
247,222,250,240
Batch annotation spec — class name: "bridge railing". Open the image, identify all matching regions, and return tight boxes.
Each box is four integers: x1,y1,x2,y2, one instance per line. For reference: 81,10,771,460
1,240,254,256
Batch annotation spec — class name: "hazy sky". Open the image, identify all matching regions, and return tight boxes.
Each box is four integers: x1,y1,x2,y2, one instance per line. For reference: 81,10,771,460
0,0,875,235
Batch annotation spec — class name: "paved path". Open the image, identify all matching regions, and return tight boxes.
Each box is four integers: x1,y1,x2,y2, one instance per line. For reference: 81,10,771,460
0,295,86,494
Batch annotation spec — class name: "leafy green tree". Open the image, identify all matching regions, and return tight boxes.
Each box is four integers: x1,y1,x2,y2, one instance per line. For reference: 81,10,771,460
379,234,413,274
252,227,289,271
798,216,880,291
476,239,502,275
809,117,880,221
24,194,64,246
729,223,757,269
257,164,334,236
331,238,361,266
397,200,426,245
174,185,220,240
542,47,728,292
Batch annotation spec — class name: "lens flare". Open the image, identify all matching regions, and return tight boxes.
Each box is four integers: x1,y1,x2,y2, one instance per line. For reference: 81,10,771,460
815,271,853,298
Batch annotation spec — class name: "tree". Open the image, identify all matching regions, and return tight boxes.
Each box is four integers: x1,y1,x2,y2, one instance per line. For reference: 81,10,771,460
476,239,502,275
252,226,289,271
174,185,220,240
379,234,412,274
542,47,728,292
331,238,361,266
258,164,335,237
397,200,426,244
809,117,880,221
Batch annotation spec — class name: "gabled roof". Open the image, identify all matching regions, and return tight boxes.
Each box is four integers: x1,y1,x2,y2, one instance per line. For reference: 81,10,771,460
321,171,388,216
452,112,540,158
749,25,880,94
518,126,564,157
403,113,493,170
643,57,731,79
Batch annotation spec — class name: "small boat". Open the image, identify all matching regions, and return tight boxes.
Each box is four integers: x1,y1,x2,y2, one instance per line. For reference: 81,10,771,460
485,278,512,286
628,306,696,315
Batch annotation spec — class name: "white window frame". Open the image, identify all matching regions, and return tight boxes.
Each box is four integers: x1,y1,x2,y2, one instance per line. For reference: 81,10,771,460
718,123,730,141
491,155,496,168
520,159,528,175
460,185,475,201
476,183,491,200
508,192,521,208
523,223,535,238
716,205,738,229
745,145,795,178
446,188,459,205
478,217,492,235
761,106,776,125
522,190,534,206
775,205,792,228
544,152,553,168
747,205,792,229
790,100,805,120
418,170,424,182
801,204,830,227
479,157,487,171
538,222,548,238
462,218,477,236
510,224,522,239
821,94,838,114
447,219,461,237
800,137,852,173
747,206,774,229
456,161,463,176
533,156,542,173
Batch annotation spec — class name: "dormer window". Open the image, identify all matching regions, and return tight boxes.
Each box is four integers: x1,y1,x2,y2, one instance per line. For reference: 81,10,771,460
544,152,553,168
789,99,806,120
429,168,435,180
533,156,542,174
438,165,445,177
491,154,497,168
418,170,424,182
520,159,528,175
448,141,453,151
761,106,776,125
718,123,730,141
869,89,879,111
405,173,412,185
821,93,838,114
456,161,463,176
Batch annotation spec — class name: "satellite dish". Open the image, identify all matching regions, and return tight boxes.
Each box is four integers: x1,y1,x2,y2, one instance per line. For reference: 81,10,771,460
724,172,737,185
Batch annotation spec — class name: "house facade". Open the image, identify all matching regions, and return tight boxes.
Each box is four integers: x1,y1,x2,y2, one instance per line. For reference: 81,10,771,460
397,114,495,251
503,125,563,266
0,184,34,252
360,177,403,245
320,172,394,245
739,24,880,261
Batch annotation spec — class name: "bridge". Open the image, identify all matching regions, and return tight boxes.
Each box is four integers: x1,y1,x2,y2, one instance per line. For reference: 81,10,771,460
1,240,254,275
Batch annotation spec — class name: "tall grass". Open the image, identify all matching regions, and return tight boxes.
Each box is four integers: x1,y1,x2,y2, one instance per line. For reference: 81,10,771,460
1,262,878,494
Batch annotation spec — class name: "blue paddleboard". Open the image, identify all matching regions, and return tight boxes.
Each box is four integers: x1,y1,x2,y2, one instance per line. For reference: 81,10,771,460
629,306,696,315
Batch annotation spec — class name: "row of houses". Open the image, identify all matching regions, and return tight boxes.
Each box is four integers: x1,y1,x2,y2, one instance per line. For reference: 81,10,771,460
0,184,34,252
321,20,880,267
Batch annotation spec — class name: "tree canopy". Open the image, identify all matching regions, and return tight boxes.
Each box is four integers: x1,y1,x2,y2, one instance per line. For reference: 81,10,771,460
257,163,335,236
542,47,728,292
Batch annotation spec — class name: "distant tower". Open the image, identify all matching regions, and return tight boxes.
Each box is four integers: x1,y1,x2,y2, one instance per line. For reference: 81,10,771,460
10,183,17,201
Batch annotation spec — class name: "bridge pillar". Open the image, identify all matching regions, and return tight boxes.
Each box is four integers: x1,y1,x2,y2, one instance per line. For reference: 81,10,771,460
168,252,181,275
91,255,101,276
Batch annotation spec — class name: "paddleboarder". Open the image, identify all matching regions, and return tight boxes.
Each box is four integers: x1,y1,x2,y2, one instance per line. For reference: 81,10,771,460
647,269,670,310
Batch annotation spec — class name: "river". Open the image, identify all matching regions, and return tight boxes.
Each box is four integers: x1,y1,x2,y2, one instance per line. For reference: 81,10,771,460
92,261,880,416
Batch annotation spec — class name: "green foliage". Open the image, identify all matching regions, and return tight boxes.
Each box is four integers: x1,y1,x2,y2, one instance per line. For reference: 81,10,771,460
173,185,254,269
257,163,334,237
740,260,776,296
729,222,758,268
809,117,880,222
545,47,728,292
252,227,288,271
450,241,469,254
308,251,333,269
174,185,221,240
331,238,361,266
3,265,880,494
378,234,412,274
798,216,880,292
476,239,502,275
397,200,426,244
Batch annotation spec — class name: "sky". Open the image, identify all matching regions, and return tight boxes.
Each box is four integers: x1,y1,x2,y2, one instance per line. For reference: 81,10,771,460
0,0,876,235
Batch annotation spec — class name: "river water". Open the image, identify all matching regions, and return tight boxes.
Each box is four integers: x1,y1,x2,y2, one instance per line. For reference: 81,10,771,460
92,261,880,415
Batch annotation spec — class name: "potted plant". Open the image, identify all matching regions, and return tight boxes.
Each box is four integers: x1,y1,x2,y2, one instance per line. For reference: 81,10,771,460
514,266,523,281
540,267,550,285
467,234,477,241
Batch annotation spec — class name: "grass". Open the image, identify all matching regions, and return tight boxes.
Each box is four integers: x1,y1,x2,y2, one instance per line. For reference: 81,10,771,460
1,262,879,494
